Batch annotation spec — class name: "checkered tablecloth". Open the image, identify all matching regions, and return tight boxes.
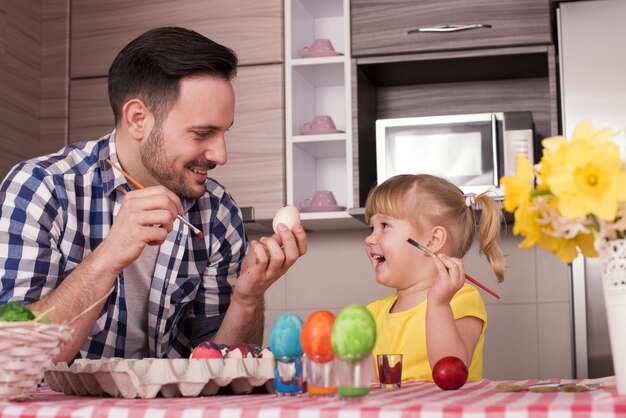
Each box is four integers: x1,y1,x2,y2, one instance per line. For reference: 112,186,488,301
1,380,625,418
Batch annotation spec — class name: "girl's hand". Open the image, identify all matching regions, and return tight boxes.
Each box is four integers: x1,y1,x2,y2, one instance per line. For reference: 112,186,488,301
427,253,465,306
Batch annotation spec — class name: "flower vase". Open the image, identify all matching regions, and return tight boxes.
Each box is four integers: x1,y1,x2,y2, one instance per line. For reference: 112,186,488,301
600,238,626,394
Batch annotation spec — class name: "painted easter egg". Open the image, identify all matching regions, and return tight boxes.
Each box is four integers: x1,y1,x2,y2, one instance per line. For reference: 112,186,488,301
190,341,223,359
301,310,336,362
331,304,376,361
269,313,304,357
272,205,301,233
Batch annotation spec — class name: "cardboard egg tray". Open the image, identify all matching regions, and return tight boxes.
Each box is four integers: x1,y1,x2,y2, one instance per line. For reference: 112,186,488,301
44,357,275,398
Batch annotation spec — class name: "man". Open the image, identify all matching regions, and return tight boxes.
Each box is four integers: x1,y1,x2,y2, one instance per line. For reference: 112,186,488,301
0,27,307,362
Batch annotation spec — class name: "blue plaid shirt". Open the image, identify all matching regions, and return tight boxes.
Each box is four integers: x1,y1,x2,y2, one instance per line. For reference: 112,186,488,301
0,132,248,359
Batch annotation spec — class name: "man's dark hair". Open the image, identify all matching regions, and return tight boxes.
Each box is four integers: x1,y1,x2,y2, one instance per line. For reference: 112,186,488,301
108,26,238,125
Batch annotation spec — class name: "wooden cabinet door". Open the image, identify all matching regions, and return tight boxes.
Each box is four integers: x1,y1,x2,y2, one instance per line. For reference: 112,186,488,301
69,77,113,143
351,0,551,57
0,0,41,177
70,0,282,78
213,64,284,220
69,64,284,220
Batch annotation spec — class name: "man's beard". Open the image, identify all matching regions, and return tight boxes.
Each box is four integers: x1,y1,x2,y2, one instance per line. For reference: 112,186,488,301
140,125,214,201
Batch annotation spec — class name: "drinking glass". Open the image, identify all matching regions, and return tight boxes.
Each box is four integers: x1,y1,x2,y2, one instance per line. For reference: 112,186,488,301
335,355,372,400
377,354,403,388
274,355,303,396
304,357,337,396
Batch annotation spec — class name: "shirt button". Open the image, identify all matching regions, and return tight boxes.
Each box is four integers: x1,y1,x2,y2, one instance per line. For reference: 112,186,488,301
117,321,125,328
177,232,183,241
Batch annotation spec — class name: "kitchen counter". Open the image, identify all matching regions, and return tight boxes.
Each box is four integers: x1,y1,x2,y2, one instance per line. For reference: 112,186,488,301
1,379,624,418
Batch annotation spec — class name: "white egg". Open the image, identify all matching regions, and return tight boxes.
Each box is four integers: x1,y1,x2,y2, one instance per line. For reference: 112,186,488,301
272,205,301,233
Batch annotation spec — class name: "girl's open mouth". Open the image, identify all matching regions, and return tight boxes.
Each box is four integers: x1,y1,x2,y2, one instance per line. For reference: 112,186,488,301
373,254,386,266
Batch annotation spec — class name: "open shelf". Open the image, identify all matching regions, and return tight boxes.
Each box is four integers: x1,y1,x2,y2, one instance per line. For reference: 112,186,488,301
286,0,353,229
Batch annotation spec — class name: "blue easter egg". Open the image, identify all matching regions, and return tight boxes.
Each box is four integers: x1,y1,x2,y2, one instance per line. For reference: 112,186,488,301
269,313,304,357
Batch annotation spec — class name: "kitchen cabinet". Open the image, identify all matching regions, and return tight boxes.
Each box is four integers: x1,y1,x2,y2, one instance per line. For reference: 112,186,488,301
285,0,363,229
213,64,285,220
0,0,46,176
69,78,112,142
68,65,284,220
70,0,283,78
350,0,557,207
351,0,552,57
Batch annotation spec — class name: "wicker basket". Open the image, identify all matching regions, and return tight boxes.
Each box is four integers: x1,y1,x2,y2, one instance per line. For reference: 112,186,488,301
0,321,72,401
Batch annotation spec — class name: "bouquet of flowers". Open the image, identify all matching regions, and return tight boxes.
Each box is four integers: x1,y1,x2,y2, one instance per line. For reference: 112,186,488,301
501,120,626,263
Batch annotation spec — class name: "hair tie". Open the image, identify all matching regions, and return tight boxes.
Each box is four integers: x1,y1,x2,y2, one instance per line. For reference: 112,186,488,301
464,193,481,210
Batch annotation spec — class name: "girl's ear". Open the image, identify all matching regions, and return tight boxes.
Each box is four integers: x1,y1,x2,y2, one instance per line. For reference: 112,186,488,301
427,225,447,253
121,99,150,141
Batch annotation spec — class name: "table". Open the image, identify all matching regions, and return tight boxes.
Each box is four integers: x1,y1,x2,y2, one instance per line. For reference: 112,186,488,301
1,380,625,418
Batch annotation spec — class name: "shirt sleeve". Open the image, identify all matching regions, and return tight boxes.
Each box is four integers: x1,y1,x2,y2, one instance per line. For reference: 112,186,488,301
0,163,66,304
450,283,488,325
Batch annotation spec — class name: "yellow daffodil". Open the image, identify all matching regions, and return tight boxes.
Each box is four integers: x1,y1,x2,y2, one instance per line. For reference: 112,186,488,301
551,232,597,263
546,121,626,221
501,155,533,213
537,135,567,188
514,199,560,253
501,120,626,264
552,239,578,263
514,204,539,244
575,231,599,258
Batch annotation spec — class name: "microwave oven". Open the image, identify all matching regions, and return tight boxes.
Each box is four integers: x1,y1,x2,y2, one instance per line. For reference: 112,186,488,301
375,112,535,196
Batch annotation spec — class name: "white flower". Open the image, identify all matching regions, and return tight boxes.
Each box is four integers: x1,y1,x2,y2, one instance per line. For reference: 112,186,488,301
534,196,593,240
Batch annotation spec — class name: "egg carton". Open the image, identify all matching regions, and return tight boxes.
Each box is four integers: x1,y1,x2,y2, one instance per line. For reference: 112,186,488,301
44,357,275,398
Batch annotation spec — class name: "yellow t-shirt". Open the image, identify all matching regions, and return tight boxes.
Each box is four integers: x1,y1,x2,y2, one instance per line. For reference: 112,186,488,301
367,283,487,382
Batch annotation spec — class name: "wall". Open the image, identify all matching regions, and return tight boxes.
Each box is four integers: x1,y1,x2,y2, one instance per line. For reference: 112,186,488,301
255,227,573,380
40,0,68,155
0,1,41,176
0,0,68,179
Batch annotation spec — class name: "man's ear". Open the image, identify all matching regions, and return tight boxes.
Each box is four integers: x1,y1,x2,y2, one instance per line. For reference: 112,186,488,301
121,99,149,141
427,225,447,253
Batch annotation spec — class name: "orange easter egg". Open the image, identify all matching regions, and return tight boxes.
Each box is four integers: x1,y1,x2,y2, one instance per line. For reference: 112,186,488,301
301,310,336,362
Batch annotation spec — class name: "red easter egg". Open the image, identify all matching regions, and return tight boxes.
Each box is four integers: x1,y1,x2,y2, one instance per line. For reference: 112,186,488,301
301,310,336,362
190,341,223,359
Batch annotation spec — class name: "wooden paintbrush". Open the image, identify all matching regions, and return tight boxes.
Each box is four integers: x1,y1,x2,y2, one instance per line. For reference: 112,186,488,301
106,159,204,238
407,238,501,299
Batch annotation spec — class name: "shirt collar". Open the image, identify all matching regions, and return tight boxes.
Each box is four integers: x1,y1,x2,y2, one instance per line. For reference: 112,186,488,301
99,131,129,197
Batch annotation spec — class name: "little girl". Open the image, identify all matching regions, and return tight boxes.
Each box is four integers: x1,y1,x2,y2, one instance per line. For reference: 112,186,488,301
365,174,505,381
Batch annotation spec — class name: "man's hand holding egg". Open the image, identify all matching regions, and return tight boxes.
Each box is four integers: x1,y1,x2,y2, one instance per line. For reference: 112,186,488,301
233,205,306,308
272,205,301,233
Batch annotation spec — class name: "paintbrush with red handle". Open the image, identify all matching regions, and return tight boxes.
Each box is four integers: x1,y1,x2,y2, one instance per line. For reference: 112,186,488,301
407,238,500,299
106,159,204,238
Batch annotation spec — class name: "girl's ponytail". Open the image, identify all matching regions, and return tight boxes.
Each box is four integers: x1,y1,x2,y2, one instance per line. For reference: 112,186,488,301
475,194,505,282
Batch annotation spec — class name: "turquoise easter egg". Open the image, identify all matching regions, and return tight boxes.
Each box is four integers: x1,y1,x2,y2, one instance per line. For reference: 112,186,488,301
331,304,376,361
269,313,304,357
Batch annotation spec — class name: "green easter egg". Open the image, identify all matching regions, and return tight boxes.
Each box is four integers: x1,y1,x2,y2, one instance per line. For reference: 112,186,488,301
331,304,376,360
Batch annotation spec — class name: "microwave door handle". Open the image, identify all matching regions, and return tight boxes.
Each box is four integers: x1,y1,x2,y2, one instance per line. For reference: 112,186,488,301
491,114,499,187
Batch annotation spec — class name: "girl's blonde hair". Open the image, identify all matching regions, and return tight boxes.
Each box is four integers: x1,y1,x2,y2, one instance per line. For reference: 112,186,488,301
364,174,505,282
